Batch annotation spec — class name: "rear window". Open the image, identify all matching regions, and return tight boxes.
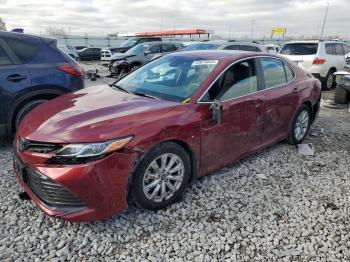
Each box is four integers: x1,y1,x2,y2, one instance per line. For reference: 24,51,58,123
280,43,318,55
5,38,39,63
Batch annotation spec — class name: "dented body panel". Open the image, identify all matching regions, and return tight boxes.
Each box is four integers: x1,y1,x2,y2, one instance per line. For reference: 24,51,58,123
14,51,321,222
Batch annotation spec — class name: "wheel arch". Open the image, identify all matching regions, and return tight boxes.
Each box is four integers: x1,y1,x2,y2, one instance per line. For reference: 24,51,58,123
126,138,198,203
7,89,64,134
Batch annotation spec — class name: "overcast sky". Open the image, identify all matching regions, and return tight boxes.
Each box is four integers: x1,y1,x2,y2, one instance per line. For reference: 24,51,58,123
0,0,349,38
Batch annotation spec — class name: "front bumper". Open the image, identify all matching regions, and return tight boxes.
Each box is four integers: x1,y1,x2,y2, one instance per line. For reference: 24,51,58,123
13,148,138,222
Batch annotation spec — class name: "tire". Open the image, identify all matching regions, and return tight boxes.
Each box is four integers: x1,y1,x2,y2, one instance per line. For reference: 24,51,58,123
14,99,47,131
287,105,312,145
129,64,140,72
130,142,191,211
322,70,336,91
334,85,349,104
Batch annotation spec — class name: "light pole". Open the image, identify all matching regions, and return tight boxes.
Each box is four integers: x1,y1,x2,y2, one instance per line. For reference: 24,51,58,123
251,19,255,39
320,2,329,40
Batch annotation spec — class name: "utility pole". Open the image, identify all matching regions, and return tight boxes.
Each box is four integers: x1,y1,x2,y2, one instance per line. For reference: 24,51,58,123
251,19,255,39
320,2,329,40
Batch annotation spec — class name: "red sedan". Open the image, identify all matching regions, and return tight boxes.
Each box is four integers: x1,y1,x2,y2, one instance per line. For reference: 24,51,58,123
14,51,321,222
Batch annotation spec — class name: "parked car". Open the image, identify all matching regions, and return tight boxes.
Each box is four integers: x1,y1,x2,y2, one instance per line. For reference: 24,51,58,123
110,41,180,77
100,47,121,65
114,37,162,53
0,31,84,136
279,40,350,90
77,47,101,60
74,45,87,51
265,44,281,54
58,45,79,60
334,54,350,104
182,41,268,53
14,51,321,222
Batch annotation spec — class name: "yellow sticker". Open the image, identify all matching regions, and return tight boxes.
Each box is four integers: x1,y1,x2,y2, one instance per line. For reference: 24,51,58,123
182,98,191,104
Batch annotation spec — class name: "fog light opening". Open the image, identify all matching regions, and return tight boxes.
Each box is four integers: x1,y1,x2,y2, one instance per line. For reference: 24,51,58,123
19,192,30,201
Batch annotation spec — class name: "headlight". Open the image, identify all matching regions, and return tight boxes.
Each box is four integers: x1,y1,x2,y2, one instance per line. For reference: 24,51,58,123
113,60,126,66
46,136,133,165
340,75,350,87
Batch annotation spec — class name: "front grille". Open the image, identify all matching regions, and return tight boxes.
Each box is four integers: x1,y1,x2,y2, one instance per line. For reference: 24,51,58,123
23,167,85,208
18,138,61,154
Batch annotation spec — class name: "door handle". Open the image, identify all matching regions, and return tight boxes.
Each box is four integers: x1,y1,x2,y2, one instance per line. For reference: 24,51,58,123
292,87,300,93
7,74,28,82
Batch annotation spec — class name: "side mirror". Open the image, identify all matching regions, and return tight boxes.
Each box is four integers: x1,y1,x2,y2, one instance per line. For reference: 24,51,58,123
144,49,151,56
209,99,222,125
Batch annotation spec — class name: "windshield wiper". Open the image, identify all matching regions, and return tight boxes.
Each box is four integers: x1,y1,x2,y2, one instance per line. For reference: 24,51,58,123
132,91,159,100
109,83,131,94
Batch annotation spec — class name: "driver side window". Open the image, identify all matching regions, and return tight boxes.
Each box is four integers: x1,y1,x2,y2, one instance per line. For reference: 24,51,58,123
201,59,258,102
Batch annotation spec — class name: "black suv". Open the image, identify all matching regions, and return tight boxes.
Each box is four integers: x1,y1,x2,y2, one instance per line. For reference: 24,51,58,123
77,47,102,60
114,37,162,53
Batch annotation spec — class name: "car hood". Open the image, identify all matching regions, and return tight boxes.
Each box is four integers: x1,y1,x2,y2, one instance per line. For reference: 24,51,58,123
19,85,180,143
111,53,136,60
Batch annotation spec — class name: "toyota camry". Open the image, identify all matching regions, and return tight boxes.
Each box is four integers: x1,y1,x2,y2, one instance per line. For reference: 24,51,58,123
13,51,321,222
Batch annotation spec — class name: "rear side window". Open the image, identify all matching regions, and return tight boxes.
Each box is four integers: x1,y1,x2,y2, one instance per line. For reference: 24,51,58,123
260,57,288,88
325,43,336,55
342,44,350,55
5,38,38,63
280,43,318,55
334,43,344,56
284,64,295,82
0,45,13,66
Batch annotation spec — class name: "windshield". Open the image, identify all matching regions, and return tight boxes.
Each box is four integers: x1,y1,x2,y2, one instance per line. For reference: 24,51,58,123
183,43,220,51
121,39,138,47
115,55,219,102
280,43,318,55
125,44,147,55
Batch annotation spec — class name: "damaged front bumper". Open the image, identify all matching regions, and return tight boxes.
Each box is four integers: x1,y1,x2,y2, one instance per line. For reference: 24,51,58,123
13,149,138,222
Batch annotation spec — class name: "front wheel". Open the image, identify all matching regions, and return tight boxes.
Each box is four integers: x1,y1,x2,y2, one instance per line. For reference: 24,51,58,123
287,105,311,145
130,142,191,211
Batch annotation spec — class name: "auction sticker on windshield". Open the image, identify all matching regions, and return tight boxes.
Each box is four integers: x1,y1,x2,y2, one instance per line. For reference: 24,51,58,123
192,60,219,66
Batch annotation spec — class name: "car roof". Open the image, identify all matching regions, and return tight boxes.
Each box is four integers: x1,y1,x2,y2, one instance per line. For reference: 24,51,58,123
0,31,55,43
284,40,348,44
167,50,261,61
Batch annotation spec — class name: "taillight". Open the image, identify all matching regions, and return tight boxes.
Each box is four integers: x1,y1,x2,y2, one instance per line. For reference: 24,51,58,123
312,58,326,65
58,65,84,77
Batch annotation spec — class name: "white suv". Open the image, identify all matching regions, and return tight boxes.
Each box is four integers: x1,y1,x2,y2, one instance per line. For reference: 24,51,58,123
279,40,350,90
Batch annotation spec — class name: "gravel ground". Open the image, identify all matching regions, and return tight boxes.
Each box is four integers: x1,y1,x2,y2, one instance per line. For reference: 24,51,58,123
0,72,350,261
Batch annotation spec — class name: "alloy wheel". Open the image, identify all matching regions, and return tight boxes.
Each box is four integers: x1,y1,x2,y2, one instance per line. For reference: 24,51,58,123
294,110,310,141
143,153,185,203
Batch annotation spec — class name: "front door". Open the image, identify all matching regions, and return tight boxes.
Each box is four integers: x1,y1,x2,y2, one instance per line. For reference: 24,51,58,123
0,42,31,129
199,58,266,174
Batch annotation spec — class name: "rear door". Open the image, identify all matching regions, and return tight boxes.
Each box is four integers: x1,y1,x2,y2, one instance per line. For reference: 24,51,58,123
257,57,300,146
0,39,31,128
200,58,267,173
